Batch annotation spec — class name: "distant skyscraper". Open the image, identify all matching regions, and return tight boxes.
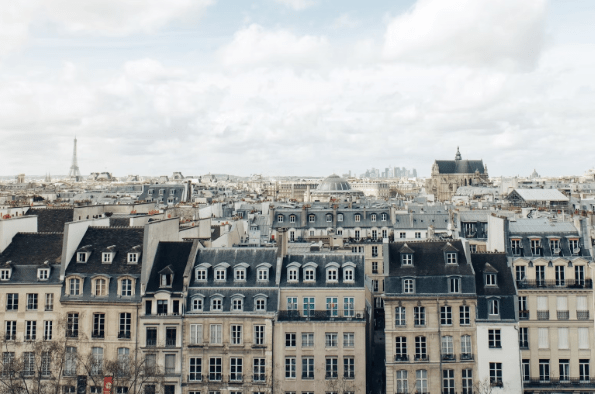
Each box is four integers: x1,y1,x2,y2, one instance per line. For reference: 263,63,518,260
68,136,81,179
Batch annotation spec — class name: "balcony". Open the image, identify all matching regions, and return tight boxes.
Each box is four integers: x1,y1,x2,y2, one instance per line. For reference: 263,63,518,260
578,310,590,320
118,331,131,339
229,374,243,383
519,341,529,349
165,339,176,347
441,354,456,362
146,339,156,347
394,354,409,362
519,310,529,320
460,353,474,361
516,279,593,289
524,378,595,388
557,310,570,320
414,355,429,362
278,309,366,322
537,311,550,320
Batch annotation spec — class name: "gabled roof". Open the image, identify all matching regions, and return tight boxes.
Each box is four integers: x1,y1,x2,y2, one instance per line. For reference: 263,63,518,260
146,242,194,293
509,188,569,202
399,244,415,254
388,240,473,276
483,263,498,273
442,242,459,252
435,160,485,174
0,233,63,265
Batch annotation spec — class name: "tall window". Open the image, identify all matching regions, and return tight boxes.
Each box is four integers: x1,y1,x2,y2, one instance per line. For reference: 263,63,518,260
231,325,242,345
189,358,202,381
461,335,472,358
254,325,264,346
490,362,502,385
580,360,590,382
253,358,265,382
285,357,296,378
555,266,565,286
91,347,103,375
286,333,296,347
442,369,455,394
576,265,585,285
489,329,501,348
325,333,338,347
302,357,314,379
519,327,529,348
326,297,338,317
67,313,79,338
25,321,36,340
119,313,131,338
65,347,77,376
5,321,16,340
45,293,54,311
343,332,354,347
440,306,452,325
403,279,414,293
449,278,460,293
43,321,52,341
93,314,105,338
460,306,470,325
536,265,545,285
415,336,427,360
344,297,354,317
69,278,80,295
190,324,203,345
515,265,526,281
395,307,406,326
462,369,473,394
303,297,314,316
416,370,428,394
539,359,550,382
559,359,570,382
27,294,38,310
441,336,453,358
121,279,132,296
489,299,500,316
522,359,530,382
210,324,222,344
209,358,222,381
414,306,425,326
6,294,18,310
395,337,407,359
230,358,243,381
95,279,107,296
344,357,354,379
325,357,338,379
396,370,407,394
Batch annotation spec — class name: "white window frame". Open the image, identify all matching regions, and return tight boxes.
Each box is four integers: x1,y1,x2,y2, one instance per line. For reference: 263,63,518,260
486,273,497,286
326,268,338,283
37,269,50,281
215,269,226,281
304,268,315,282
102,253,113,263
127,253,139,264
257,268,269,281
403,279,414,294
196,269,207,281
343,268,354,282
288,268,298,282
211,298,223,311
234,268,246,281
446,253,457,264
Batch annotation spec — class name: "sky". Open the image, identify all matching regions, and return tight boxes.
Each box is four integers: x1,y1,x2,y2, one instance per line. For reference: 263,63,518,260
1,0,595,178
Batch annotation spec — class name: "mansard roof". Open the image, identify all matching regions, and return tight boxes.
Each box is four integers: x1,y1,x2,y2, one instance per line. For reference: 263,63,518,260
280,253,365,288
146,241,194,293
0,233,63,265
26,208,73,232
388,240,474,276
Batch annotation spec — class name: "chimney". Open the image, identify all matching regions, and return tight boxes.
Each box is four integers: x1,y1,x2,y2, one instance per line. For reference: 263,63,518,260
333,204,338,227
276,228,288,259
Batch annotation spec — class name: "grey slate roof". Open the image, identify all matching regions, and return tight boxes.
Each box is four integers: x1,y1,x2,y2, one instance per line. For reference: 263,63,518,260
470,252,517,321
510,188,569,202
508,218,577,234
26,208,73,232
146,242,194,293
393,214,449,229
435,160,485,174
0,233,63,265
3,264,61,285
279,253,365,288
186,288,278,313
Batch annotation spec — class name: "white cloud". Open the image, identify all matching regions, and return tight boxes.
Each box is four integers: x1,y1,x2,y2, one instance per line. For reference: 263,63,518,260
272,0,315,11
218,24,329,68
382,0,547,71
332,13,360,29
0,3,36,57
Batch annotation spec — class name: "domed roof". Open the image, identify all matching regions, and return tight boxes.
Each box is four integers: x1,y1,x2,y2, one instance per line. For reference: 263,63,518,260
315,174,351,192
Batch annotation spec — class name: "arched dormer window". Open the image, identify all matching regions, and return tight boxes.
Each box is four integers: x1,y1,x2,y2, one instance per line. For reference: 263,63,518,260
214,263,230,282
119,277,134,297
326,214,332,223
257,263,272,282
287,262,301,282
92,276,109,296
277,215,284,223
342,262,356,282
289,215,296,223
66,276,82,296
195,263,211,281
210,294,224,311
191,295,204,311
325,262,340,283
338,213,344,222
234,263,249,282
303,262,318,282
381,213,388,221
371,214,376,222
231,294,245,311
254,294,268,311
354,214,361,222
309,214,316,223
488,298,500,317
159,265,174,288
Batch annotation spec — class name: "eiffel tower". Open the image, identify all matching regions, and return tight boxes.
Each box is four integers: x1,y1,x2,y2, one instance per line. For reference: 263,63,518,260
68,136,81,179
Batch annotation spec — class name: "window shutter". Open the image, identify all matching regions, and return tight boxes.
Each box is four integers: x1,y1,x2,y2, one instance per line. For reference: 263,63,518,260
579,328,589,349
577,296,588,311
557,297,568,311
558,328,569,349
538,328,549,349
537,296,548,310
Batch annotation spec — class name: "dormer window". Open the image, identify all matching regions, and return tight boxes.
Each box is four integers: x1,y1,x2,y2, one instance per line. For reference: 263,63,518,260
289,215,296,223
255,295,267,311
215,269,226,281
278,215,283,223
148,189,154,195
170,189,176,195
258,268,269,281
489,299,500,316
288,268,298,282
371,214,376,222
235,268,246,281
449,277,461,293
486,273,497,286
102,253,113,263
159,189,164,195
403,278,415,294
196,269,207,281
326,268,338,282
127,253,139,264
326,214,332,222
305,268,315,282
211,297,223,311
402,254,413,266
354,214,361,222
232,296,244,311
446,253,457,264
161,274,172,287
309,215,315,223
192,297,204,311
381,213,388,221
37,268,50,281
77,252,89,263
337,214,343,222
94,278,108,296
0,269,11,281
120,278,133,296
68,278,81,295
344,268,354,282
549,239,561,254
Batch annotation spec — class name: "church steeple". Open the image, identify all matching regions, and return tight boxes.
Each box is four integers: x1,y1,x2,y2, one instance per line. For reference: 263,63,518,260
455,146,462,161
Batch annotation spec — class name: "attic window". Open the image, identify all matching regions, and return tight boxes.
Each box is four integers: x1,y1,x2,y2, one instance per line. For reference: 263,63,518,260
161,274,173,287
486,274,497,286
196,269,207,281
77,252,88,263
215,269,226,281
257,268,269,281
343,268,354,282
354,214,361,222
0,269,11,281
288,267,298,282
338,214,343,222
446,253,457,264
326,268,338,283
102,253,113,263
304,268,315,282
402,254,413,266
38,269,50,281
289,215,296,223
382,213,388,221
309,215,316,223
234,268,246,281
371,214,376,222
278,215,283,223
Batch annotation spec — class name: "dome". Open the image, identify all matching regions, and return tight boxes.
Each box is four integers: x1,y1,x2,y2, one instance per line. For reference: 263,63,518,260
314,174,352,193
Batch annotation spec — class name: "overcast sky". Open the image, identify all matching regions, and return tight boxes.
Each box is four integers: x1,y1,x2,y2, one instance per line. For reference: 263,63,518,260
1,0,594,178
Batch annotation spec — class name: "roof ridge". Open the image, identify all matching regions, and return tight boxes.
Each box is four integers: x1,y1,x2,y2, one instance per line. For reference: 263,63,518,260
17,232,63,235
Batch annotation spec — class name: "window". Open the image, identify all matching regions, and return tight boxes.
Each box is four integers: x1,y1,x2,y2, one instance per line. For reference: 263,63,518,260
64,347,77,376
43,321,52,341
209,358,222,381
516,265,526,281
372,261,378,274
403,279,414,293
326,214,332,223
251,325,264,346
579,327,589,349
235,268,246,281
232,297,243,311
304,268,315,281
382,229,388,238
372,246,378,256
555,265,565,286
192,297,203,311
559,359,569,382
395,370,407,393
190,324,203,345
25,321,36,340
77,252,87,263
372,280,379,292
258,268,269,281
449,277,460,293
489,299,499,316
165,328,176,347
27,294,38,310
576,265,586,285
0,269,11,281
470,244,477,253
4,321,15,340
354,214,360,222
302,357,314,379
285,357,296,378
325,357,338,379
370,213,377,222
443,369,455,394
459,306,470,325
196,269,207,281
211,298,222,311
395,307,406,326
38,269,50,280
395,337,407,359
303,297,314,317
519,327,529,348
326,269,338,282
254,358,266,382
539,359,550,382
461,335,472,357
536,265,545,284
354,230,360,240
67,313,79,337
441,336,453,357
121,279,132,296
215,269,226,281
286,332,296,347
415,232,421,239
119,313,131,338
344,297,354,317
522,359,530,382
490,363,502,386
344,268,354,282
278,215,283,223
189,358,202,381
210,324,222,344
91,347,104,375
440,306,452,325
102,253,112,263
255,298,266,311
519,296,528,318
45,293,54,311
414,307,425,326
338,213,343,222
146,328,157,347
288,268,298,282
539,327,549,349
69,278,81,295
415,337,427,360
308,214,315,223
127,253,138,263
531,239,542,255
92,314,105,338
400,232,406,238
580,360,590,382
230,358,243,381
326,297,338,317
416,370,428,394
489,329,501,348
6,294,18,311
301,332,314,347
402,254,413,265
289,215,296,223
486,273,497,286
340,359,354,382
446,253,457,264
41,351,51,376
231,325,242,345
157,300,168,314
343,332,354,347
325,333,338,347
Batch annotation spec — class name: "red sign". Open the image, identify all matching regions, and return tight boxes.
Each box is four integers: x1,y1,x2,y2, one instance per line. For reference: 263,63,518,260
103,377,113,394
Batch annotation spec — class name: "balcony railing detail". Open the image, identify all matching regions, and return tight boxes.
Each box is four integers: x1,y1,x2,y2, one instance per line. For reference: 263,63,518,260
460,353,474,361
537,311,550,320
524,378,595,388
578,310,590,320
557,310,569,320
441,354,456,362
278,310,365,321
394,354,409,362
519,310,529,320
516,279,592,289
414,355,429,362
519,341,529,349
